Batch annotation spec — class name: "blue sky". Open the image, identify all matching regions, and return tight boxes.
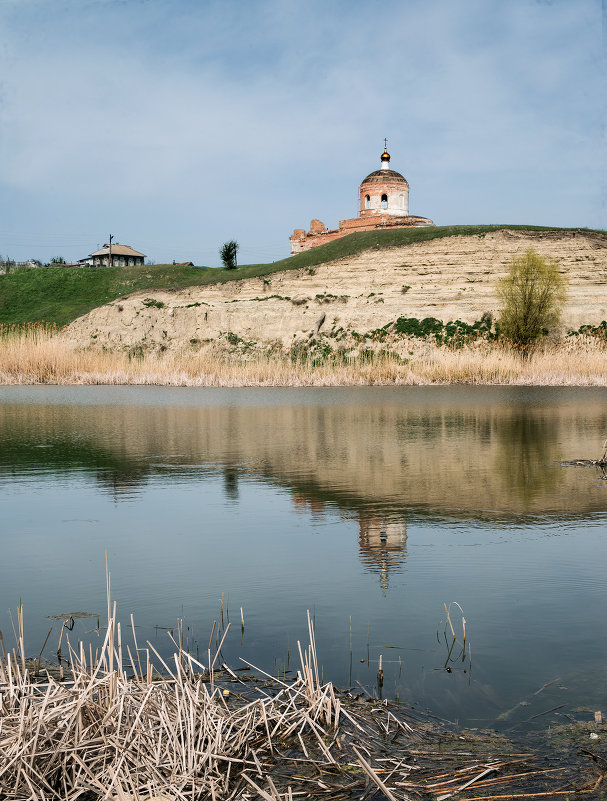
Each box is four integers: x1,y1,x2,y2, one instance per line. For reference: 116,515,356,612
0,0,604,266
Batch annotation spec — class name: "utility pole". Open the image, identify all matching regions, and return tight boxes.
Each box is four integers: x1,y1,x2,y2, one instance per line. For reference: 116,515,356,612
108,233,114,268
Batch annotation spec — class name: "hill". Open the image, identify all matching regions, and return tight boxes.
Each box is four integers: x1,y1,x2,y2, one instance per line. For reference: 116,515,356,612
1,225,604,326
62,227,607,352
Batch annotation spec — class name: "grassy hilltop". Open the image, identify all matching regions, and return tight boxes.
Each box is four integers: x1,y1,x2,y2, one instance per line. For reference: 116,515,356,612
0,224,603,326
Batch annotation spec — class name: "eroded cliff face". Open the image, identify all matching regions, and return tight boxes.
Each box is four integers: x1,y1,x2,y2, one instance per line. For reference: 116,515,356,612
64,230,607,351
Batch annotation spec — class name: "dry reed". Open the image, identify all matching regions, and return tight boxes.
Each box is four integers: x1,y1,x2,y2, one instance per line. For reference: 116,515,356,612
1,572,602,799
2,587,376,800
0,327,606,386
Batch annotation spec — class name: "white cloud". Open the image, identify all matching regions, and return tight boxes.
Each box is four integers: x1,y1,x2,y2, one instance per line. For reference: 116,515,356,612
0,0,603,264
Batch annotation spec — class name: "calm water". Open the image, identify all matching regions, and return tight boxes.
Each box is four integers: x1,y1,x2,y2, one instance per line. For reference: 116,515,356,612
1,385,606,730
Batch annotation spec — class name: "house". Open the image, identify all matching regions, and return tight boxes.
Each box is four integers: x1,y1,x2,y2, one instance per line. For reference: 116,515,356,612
80,243,146,267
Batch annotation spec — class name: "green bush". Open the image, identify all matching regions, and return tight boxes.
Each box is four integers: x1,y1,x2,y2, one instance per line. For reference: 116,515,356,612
568,321,607,341
497,248,567,355
393,316,496,347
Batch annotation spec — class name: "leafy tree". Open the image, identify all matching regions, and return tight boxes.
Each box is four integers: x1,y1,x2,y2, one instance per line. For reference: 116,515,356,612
497,248,567,355
50,256,66,264
220,240,239,270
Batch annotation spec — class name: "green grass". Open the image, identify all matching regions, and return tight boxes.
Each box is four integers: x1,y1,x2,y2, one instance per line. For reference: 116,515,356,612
0,264,219,326
1,225,604,326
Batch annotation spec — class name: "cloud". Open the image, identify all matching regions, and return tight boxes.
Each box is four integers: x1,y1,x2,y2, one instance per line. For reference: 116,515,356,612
0,0,603,264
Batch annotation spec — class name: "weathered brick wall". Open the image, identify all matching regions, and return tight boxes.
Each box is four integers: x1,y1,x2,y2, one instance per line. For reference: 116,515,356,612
290,214,433,254
290,227,346,254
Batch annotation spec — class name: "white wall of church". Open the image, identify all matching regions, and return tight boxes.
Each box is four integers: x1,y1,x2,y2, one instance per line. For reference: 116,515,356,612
360,186,409,216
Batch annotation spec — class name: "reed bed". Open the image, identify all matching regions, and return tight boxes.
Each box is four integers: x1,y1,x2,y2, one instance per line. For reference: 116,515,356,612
0,326,606,386
1,578,604,799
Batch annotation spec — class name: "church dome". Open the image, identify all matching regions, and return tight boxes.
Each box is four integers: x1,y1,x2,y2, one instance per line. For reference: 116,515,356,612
361,141,409,186
361,168,409,186
359,143,411,218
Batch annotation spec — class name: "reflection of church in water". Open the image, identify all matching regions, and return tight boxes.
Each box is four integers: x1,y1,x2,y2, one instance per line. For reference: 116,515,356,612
291,491,407,590
359,516,407,591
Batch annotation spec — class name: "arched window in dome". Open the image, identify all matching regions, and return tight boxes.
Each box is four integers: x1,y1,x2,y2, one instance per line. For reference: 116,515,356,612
381,193,388,210
364,194,371,209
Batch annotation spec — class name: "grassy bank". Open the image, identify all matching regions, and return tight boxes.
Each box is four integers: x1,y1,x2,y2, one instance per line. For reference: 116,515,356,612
1,225,603,327
1,325,606,385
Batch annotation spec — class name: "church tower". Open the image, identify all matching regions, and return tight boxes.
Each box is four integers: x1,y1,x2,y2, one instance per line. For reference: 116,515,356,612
359,140,410,218
290,140,432,255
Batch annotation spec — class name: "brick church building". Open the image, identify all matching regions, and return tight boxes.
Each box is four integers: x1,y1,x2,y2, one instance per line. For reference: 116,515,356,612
290,142,433,255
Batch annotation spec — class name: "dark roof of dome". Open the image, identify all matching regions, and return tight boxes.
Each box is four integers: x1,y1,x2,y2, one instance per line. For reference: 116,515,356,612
361,168,408,185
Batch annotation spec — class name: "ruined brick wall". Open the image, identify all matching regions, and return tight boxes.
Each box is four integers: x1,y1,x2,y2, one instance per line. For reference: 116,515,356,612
290,214,433,254
290,227,346,254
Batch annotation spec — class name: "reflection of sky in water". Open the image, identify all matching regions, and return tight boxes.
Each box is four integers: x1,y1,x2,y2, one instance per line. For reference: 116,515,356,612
0,385,606,729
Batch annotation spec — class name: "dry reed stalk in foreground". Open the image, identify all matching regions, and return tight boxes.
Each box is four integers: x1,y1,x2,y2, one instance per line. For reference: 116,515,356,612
1,595,421,800
0,328,606,385
1,581,601,800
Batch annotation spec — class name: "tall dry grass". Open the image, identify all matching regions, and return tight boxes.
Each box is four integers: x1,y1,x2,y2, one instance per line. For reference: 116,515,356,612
0,325,605,385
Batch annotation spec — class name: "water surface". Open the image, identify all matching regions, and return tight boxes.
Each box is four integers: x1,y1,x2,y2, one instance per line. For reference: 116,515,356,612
1,385,605,729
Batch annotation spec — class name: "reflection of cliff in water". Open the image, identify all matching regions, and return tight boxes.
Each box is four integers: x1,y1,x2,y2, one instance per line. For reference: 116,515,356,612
0,387,606,521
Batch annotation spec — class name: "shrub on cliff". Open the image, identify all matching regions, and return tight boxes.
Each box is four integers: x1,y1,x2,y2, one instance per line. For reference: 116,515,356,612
393,316,496,347
497,249,567,355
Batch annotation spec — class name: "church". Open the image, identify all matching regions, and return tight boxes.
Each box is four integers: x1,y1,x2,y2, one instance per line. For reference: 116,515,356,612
290,142,433,255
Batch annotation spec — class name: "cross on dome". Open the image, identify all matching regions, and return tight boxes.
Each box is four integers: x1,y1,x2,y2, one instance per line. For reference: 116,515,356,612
381,138,390,163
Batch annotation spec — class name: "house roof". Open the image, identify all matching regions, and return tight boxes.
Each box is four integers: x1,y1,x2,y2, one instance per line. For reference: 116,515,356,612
90,244,146,258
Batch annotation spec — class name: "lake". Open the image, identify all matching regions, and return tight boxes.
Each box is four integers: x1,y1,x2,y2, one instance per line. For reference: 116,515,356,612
1,385,605,731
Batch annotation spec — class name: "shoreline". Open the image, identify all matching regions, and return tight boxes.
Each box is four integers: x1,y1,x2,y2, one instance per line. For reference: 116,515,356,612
2,597,605,798
1,329,606,386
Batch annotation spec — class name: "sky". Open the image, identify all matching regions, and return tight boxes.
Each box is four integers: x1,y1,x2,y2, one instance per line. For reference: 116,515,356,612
0,0,604,266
